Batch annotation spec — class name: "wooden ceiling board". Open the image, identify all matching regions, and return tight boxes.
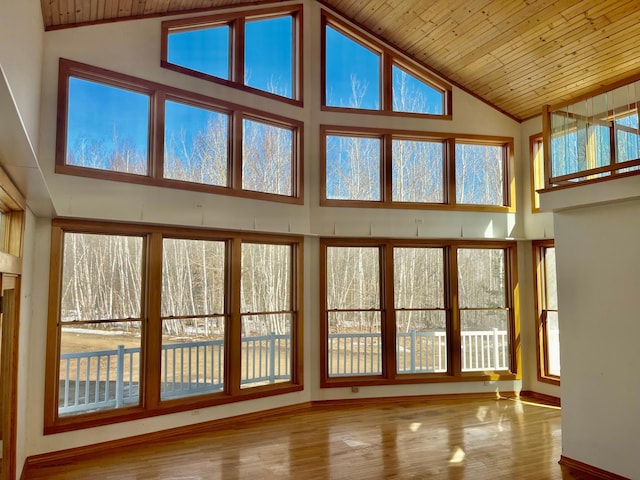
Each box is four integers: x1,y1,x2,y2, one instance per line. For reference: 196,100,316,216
38,0,640,120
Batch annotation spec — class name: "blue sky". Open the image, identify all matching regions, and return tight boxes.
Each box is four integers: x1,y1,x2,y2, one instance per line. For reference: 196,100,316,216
66,15,445,173
67,77,149,158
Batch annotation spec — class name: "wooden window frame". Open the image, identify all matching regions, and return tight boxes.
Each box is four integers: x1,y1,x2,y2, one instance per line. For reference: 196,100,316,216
161,5,303,107
56,58,303,205
320,238,519,388
532,239,560,386
320,125,514,212
44,218,304,434
321,11,452,119
530,133,544,213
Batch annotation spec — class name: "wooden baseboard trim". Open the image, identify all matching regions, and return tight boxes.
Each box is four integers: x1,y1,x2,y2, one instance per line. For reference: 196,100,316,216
22,401,312,475
311,391,517,408
519,390,561,407
559,455,631,480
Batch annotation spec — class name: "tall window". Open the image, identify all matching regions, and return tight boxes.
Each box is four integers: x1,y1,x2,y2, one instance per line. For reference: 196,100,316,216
326,246,382,377
162,6,301,104
321,239,518,386
56,59,302,204
322,13,450,117
533,240,560,384
240,243,294,388
45,220,303,432
394,247,446,373
161,238,226,400
530,134,544,213
321,126,512,210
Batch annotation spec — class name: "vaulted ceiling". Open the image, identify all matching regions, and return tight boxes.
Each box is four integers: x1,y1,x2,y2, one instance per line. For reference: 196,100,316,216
39,0,640,121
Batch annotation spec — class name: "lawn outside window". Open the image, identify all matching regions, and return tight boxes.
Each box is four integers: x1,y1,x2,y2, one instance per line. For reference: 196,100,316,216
320,238,519,387
45,219,303,433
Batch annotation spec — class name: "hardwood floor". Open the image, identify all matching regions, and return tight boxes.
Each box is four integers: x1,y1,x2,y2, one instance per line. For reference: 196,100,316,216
24,397,570,480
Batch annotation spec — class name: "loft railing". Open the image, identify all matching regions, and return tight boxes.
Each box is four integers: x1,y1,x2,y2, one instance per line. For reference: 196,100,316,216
543,76,640,190
58,329,511,415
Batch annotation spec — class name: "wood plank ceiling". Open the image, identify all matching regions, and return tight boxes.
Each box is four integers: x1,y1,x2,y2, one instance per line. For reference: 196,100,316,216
39,0,640,121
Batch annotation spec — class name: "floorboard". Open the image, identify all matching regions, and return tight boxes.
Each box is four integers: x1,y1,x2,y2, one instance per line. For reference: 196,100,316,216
24,397,572,479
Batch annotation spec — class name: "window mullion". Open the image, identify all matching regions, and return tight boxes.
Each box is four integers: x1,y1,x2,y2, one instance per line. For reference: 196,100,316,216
227,237,243,395
144,232,163,410
382,52,392,111
448,245,461,376
446,138,456,206
232,18,245,85
151,91,165,181
231,112,243,191
383,134,392,203
382,243,396,379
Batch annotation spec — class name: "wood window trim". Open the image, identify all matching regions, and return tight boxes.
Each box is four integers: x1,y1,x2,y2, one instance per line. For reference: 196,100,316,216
44,218,304,434
320,238,519,388
321,11,452,119
320,125,514,212
532,239,560,386
529,133,544,214
160,5,303,107
56,58,304,205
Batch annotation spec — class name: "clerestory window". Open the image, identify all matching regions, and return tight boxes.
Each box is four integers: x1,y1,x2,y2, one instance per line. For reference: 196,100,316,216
321,126,512,210
57,59,303,204
322,12,451,117
162,6,301,105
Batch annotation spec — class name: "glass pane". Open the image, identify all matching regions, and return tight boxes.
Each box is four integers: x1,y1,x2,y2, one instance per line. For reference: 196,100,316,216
61,233,143,322
59,323,141,416
544,247,558,310
455,143,504,205
162,238,225,317
396,311,446,373
161,318,224,400
241,243,291,313
532,137,544,210
164,100,229,187
392,139,444,203
328,311,381,376
245,16,293,98
460,310,509,371
241,313,291,388
167,25,230,79
392,65,443,115
326,135,381,201
394,247,444,308
326,246,380,310
550,111,576,178
615,111,640,164
242,119,293,196
546,311,560,376
325,25,380,109
457,248,505,308
66,77,149,175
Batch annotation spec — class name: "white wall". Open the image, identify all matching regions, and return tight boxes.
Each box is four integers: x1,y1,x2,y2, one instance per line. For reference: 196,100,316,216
24,0,533,460
0,0,44,152
518,116,559,398
549,192,640,479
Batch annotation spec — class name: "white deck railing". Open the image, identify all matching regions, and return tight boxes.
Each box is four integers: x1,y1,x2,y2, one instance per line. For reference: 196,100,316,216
59,329,509,415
